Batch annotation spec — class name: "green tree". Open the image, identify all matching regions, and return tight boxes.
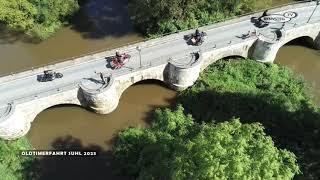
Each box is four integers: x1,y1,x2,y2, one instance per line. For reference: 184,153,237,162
114,105,300,179
179,59,320,179
0,0,79,39
0,138,38,180
128,0,271,36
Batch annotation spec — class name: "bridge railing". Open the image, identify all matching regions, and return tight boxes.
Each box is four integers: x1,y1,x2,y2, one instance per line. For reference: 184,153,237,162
0,0,316,78
2,81,80,105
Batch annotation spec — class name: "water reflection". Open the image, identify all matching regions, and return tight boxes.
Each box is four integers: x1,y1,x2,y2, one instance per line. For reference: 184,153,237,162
71,0,136,39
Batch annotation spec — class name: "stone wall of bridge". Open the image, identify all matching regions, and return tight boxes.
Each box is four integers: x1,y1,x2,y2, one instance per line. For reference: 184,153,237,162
0,88,81,139
250,23,320,63
0,53,202,139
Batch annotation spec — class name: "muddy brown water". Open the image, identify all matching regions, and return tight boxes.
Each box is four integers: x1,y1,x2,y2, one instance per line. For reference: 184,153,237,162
0,0,143,76
275,45,320,105
27,81,177,150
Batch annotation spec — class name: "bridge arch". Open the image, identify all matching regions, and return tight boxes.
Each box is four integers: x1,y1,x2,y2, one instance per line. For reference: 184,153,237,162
33,103,84,120
281,36,315,48
118,79,168,97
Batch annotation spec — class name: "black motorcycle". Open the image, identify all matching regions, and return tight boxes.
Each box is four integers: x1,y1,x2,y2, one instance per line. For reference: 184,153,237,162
255,18,269,28
37,70,63,82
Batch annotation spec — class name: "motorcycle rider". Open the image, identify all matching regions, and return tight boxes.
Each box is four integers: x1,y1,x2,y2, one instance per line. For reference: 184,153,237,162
194,29,201,41
190,29,203,45
262,10,269,17
115,51,124,64
257,10,269,27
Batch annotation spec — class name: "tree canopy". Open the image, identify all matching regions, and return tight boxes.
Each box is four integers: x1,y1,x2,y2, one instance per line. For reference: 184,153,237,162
179,59,320,179
0,0,79,39
0,138,38,180
113,105,300,179
128,0,271,36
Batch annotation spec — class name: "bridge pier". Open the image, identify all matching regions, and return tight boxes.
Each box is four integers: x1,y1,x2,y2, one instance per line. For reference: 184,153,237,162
250,30,284,63
250,40,281,63
80,77,119,114
315,32,320,50
0,103,31,140
168,52,202,91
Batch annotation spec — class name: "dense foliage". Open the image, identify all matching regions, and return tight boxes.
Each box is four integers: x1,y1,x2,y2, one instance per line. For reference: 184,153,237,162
179,59,320,179
128,0,271,36
0,138,37,179
114,105,300,179
0,0,79,39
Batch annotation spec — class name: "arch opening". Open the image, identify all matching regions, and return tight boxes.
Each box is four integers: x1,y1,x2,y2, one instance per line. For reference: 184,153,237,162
283,36,315,49
132,79,167,87
119,79,170,100
202,55,246,72
220,55,246,61
33,103,87,121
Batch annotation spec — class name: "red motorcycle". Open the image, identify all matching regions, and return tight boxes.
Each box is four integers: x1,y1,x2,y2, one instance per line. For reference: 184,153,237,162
110,53,131,69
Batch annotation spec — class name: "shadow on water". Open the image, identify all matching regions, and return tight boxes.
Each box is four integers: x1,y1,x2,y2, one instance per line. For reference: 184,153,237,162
0,0,139,44
179,90,320,179
32,135,133,180
70,0,138,39
0,24,39,44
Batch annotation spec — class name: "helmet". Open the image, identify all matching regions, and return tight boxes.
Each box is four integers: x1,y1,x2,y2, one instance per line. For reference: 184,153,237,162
195,29,200,36
116,51,121,57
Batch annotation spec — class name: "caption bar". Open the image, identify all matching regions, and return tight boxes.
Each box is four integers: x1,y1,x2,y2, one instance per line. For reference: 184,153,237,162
21,150,98,156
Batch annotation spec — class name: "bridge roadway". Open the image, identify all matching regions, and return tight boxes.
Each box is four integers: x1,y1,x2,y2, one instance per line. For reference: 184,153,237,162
0,1,319,139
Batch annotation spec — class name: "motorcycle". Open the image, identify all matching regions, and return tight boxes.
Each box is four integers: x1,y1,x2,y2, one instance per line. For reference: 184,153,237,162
110,53,131,69
37,70,63,82
185,31,207,46
255,19,269,28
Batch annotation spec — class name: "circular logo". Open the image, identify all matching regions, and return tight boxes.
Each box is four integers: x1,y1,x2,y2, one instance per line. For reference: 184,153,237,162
283,11,297,18
261,14,291,23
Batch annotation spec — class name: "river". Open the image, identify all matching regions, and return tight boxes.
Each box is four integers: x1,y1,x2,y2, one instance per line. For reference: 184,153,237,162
0,0,319,178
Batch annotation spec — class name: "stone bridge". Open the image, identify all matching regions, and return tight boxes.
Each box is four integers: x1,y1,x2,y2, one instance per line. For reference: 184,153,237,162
0,1,319,139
